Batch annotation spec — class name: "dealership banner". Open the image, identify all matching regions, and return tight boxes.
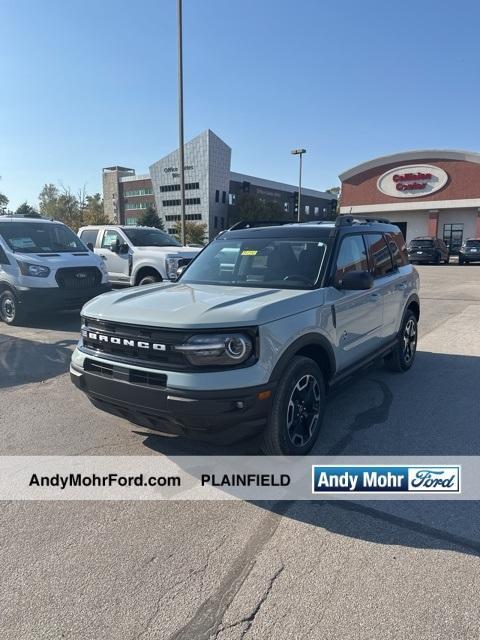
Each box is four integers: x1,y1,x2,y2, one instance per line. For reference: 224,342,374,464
0,456,475,500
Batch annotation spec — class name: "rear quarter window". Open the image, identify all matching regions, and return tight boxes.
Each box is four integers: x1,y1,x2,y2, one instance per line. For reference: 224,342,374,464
387,231,409,267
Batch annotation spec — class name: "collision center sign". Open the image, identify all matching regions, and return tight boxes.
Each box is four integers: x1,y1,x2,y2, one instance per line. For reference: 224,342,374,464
377,164,448,198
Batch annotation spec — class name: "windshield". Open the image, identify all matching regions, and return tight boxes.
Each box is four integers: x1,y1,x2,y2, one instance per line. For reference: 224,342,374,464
181,236,329,289
465,240,480,247
123,228,181,247
410,239,433,248
0,221,86,254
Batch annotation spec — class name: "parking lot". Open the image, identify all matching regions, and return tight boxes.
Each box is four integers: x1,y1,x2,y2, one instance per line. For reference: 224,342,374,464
1,264,480,639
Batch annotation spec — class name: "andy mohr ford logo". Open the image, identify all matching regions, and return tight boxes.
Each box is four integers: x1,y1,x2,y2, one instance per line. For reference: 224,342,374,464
81,329,166,351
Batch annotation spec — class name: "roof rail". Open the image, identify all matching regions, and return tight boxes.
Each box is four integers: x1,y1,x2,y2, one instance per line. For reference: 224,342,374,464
335,214,391,227
228,219,297,230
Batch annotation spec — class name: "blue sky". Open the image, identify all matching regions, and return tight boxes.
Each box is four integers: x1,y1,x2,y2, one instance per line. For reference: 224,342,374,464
1,0,480,209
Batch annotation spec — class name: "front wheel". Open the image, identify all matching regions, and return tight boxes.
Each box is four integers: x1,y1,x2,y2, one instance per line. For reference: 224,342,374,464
0,289,25,325
137,274,161,286
385,310,418,372
261,356,326,455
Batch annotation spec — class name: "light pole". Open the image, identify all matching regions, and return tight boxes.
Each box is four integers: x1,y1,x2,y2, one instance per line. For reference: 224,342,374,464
177,0,186,245
291,148,306,222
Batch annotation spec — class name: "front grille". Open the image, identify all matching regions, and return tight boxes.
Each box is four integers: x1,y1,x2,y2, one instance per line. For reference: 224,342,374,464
56,267,101,290
83,358,167,387
81,319,192,370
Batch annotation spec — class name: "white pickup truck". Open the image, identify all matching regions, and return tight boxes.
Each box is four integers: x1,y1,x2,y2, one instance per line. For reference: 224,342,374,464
78,225,201,286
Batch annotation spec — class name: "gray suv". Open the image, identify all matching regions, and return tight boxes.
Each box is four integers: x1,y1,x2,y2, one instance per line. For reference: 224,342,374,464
71,216,420,455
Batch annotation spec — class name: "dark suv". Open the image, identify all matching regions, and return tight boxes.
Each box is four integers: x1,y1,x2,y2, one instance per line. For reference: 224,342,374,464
407,237,449,265
458,239,480,264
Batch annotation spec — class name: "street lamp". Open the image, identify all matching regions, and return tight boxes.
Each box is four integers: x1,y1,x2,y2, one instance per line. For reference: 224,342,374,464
177,0,186,245
291,148,306,222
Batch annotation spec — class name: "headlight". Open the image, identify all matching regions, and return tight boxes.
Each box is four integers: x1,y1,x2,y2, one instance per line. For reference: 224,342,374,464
165,257,181,281
16,261,50,278
175,333,254,366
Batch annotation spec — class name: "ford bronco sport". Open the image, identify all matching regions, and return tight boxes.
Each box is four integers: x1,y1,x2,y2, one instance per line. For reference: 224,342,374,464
71,216,420,455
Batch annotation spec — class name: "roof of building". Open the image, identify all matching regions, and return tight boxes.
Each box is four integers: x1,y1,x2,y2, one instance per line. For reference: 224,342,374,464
230,172,336,200
119,174,150,183
339,149,480,181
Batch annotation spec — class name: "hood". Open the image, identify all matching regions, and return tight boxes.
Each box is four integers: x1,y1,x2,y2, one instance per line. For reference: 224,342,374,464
14,251,103,269
134,246,201,258
82,282,323,328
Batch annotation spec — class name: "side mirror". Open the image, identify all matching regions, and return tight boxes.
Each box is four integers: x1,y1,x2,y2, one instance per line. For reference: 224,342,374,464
338,270,373,290
176,265,188,279
86,242,94,251
119,243,129,254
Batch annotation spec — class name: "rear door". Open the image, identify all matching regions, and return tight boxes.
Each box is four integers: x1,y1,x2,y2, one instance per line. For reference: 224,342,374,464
364,232,401,341
325,233,384,371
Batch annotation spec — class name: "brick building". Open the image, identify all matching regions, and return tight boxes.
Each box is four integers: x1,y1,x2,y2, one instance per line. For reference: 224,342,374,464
339,150,480,250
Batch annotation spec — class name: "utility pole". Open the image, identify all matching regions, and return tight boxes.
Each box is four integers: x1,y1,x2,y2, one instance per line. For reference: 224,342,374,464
177,0,186,245
291,148,306,222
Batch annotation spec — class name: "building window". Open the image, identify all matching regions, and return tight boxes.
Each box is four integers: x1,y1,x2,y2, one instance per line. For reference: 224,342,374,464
165,213,202,221
221,217,224,228
160,182,199,193
314,206,319,215
214,216,218,228
215,190,219,203
125,201,149,210
124,188,153,197
305,205,310,215
443,223,464,252
222,191,226,204
284,202,289,212
126,218,137,225
162,197,201,207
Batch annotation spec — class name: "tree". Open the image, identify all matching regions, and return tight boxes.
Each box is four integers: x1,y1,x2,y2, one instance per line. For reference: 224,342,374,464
229,194,286,224
38,184,82,230
82,193,110,226
38,183,60,218
15,202,41,218
172,220,207,245
137,206,165,230
326,186,340,196
0,192,8,214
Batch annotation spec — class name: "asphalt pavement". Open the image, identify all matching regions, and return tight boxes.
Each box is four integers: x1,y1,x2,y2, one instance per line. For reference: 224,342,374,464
1,264,480,639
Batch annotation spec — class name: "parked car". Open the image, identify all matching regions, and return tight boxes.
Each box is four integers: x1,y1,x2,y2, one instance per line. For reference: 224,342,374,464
458,238,480,264
78,225,201,286
71,215,419,455
0,216,110,325
407,237,449,264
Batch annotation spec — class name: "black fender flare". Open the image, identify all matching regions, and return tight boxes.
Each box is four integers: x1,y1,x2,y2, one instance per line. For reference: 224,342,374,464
268,333,336,384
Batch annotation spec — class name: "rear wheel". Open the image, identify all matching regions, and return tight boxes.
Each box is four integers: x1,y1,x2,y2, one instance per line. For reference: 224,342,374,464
385,310,417,372
261,356,326,455
0,289,25,325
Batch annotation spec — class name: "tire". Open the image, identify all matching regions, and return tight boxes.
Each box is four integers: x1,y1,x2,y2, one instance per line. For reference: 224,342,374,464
261,356,326,455
385,310,418,373
0,289,25,325
444,256,450,264
137,273,161,286
459,258,465,265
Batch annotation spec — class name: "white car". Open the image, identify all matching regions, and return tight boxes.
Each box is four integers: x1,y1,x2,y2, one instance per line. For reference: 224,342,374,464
78,225,201,286
0,216,110,325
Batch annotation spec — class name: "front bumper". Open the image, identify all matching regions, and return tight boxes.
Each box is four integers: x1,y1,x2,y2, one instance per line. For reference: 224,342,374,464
16,283,111,311
459,252,480,262
408,253,438,263
70,362,272,443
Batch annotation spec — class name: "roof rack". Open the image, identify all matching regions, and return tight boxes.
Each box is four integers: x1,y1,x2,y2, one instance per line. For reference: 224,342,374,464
335,214,391,227
228,219,297,231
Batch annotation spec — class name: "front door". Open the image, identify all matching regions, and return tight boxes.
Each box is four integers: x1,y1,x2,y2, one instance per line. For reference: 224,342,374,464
443,224,464,254
326,233,384,372
96,229,129,283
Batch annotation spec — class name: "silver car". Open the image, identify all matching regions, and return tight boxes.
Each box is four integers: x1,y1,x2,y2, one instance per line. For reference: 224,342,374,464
71,216,419,455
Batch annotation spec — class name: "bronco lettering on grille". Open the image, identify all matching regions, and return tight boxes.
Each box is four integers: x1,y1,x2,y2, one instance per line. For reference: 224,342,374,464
81,329,166,351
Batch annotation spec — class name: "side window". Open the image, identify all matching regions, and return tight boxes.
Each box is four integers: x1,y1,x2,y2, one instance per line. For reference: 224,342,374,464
79,229,99,248
101,230,121,249
333,235,368,287
0,244,9,265
386,231,408,267
365,233,395,278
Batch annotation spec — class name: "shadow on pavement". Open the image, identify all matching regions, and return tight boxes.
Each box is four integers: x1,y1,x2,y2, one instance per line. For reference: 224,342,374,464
139,349,480,556
0,335,77,388
16,310,81,332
